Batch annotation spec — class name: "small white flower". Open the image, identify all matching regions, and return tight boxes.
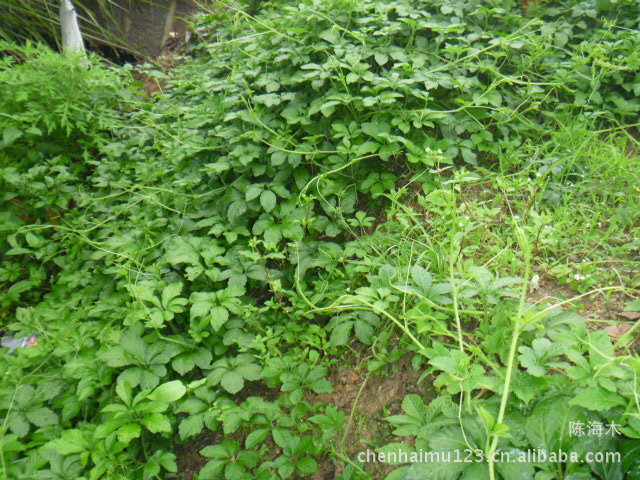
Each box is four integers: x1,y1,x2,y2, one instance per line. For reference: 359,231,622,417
573,273,586,281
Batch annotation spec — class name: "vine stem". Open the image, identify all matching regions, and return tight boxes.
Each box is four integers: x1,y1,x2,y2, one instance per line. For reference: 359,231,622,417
487,322,521,480
340,371,371,450
487,227,531,480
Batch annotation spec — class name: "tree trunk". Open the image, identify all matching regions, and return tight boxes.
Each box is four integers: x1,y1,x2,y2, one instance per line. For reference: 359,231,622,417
60,0,85,53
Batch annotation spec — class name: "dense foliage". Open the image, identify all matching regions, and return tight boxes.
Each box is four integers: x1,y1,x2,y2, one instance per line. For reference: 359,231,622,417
1,1,639,479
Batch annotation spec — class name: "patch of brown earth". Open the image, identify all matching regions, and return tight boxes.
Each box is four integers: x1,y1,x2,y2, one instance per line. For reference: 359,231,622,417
528,275,628,321
527,274,637,346
312,356,431,479
175,429,216,480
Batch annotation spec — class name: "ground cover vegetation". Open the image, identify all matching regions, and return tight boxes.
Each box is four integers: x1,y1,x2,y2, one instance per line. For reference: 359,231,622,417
1,0,639,479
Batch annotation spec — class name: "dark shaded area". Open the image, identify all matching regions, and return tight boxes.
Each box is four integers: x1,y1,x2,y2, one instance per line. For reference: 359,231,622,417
82,0,201,57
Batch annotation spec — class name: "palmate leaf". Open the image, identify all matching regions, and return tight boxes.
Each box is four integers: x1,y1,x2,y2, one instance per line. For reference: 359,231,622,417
160,282,184,310
119,330,146,361
208,355,262,394
517,337,566,377
172,347,212,375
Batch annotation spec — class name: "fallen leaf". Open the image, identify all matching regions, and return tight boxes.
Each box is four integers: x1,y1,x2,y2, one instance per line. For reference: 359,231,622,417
618,311,640,321
605,322,633,338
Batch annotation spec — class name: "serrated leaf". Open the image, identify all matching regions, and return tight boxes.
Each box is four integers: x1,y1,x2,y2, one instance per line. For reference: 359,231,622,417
260,190,276,212
25,407,58,427
570,387,625,411
3,127,22,146
179,414,204,440
46,430,88,455
245,428,269,449
141,413,171,433
402,394,425,420
330,321,353,345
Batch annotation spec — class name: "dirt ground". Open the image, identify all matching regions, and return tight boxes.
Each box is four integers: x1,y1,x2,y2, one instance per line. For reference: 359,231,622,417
311,357,426,479
175,356,426,480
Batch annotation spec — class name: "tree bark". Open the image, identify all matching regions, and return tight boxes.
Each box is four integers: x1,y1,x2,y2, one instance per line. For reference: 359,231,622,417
60,0,85,53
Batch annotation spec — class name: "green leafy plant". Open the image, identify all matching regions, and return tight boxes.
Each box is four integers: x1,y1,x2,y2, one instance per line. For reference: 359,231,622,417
1,1,639,479
208,354,262,394
200,439,259,480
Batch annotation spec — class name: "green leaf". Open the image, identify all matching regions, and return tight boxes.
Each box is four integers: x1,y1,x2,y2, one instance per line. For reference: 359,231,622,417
296,457,318,474
245,428,269,449
119,331,146,360
173,348,212,375
272,429,293,450
236,363,262,381
154,450,178,473
99,346,130,367
202,439,238,458
179,414,205,440
518,338,555,377
116,423,141,444
330,321,353,345
210,306,229,330
260,190,276,212
245,184,263,201
161,282,183,308
374,53,388,65
9,414,29,437
570,387,625,411
116,380,132,405
221,371,245,394
25,407,58,427
476,405,496,432
148,380,187,403
376,443,414,465
526,397,593,452
461,462,491,480
278,462,296,479
141,413,171,433
165,236,201,267
402,394,425,420
199,459,226,478
2,127,22,146
46,429,88,455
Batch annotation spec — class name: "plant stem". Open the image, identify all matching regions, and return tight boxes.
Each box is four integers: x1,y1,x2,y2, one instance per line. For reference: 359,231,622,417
340,371,371,450
487,227,531,480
